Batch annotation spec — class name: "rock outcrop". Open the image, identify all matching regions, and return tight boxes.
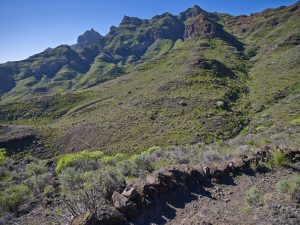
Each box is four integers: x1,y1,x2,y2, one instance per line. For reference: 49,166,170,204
77,29,103,46
184,14,220,39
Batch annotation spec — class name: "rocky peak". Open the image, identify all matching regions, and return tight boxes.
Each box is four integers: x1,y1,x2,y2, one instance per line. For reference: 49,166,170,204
184,14,219,40
77,29,103,46
120,16,143,26
180,5,205,20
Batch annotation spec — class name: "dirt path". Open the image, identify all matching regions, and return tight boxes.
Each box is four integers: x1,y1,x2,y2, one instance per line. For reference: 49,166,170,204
160,168,299,225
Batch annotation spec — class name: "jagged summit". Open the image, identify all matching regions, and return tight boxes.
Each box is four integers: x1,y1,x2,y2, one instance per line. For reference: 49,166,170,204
120,16,143,26
76,28,103,46
180,5,205,20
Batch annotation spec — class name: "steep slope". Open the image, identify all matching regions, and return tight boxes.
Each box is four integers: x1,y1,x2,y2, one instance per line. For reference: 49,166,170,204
0,6,239,102
1,3,300,225
0,3,299,158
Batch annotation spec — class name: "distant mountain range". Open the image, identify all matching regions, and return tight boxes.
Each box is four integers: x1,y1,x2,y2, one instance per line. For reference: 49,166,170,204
0,5,245,102
0,2,299,156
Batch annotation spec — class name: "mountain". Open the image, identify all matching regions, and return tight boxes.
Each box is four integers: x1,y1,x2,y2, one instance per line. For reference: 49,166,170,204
0,2,300,225
0,5,240,102
0,2,299,156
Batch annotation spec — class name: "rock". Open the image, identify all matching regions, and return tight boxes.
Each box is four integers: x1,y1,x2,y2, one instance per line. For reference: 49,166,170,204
232,157,245,172
112,191,137,219
216,101,225,108
179,100,188,106
209,165,223,181
146,173,168,193
97,207,127,225
203,166,210,177
77,29,103,46
71,211,98,225
188,165,205,182
291,188,300,204
133,180,151,197
184,14,219,39
122,187,139,201
146,173,160,185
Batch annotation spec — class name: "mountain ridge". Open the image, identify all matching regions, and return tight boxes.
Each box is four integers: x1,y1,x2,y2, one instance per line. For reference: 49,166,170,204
0,1,299,156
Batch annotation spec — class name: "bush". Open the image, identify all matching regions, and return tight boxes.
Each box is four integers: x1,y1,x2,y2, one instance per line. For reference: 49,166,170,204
0,166,8,180
26,172,52,195
0,184,32,213
23,160,53,196
201,150,224,164
245,186,261,206
0,149,7,166
272,149,286,167
59,167,125,216
276,175,300,196
267,149,286,168
118,160,138,177
134,154,155,173
24,161,48,177
56,150,104,173
276,180,291,194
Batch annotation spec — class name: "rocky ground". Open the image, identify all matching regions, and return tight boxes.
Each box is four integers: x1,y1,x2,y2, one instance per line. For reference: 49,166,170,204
164,168,300,225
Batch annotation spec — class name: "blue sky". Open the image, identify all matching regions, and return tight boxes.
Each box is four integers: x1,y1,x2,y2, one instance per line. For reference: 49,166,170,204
0,0,298,63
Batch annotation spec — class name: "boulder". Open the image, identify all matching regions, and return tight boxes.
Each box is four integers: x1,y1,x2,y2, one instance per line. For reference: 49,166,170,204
98,207,127,225
146,173,168,193
133,180,147,196
157,169,177,190
112,191,137,219
232,157,245,172
189,165,205,182
122,187,139,201
216,101,225,108
71,211,98,225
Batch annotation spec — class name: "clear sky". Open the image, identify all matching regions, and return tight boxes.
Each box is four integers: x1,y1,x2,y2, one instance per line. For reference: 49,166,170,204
0,0,298,63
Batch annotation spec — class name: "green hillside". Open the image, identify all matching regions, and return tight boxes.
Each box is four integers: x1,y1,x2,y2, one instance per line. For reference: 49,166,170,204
0,3,299,157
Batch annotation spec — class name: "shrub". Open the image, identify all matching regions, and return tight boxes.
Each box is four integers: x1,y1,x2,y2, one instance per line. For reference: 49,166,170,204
267,149,286,168
0,166,8,180
0,184,32,213
276,175,300,196
201,150,224,164
56,150,104,173
26,172,52,195
118,160,138,177
276,180,291,194
290,117,300,125
272,149,286,166
245,186,261,206
23,160,53,196
134,154,155,173
0,149,7,166
143,146,162,155
24,161,48,177
59,167,125,216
